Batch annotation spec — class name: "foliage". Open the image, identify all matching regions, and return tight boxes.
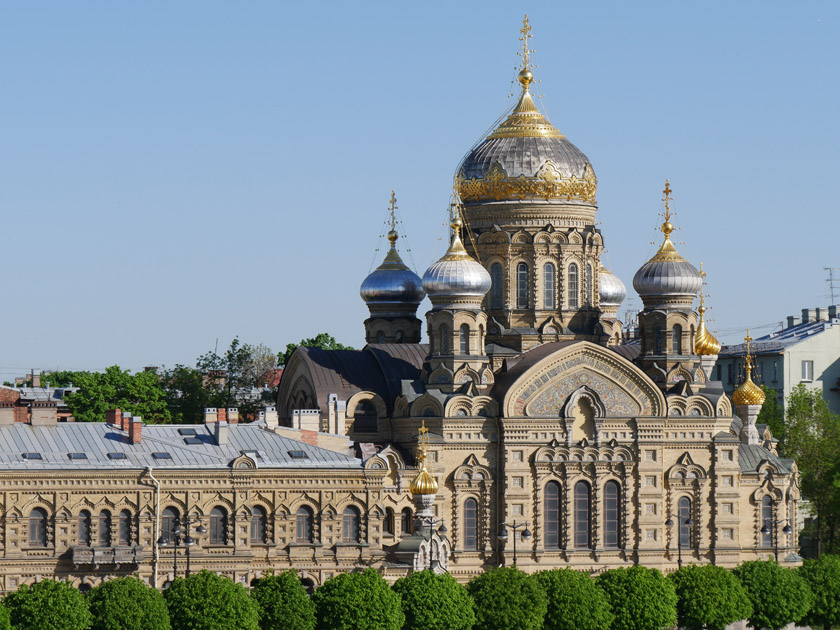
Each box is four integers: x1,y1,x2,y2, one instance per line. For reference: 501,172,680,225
799,554,840,630
312,568,404,630
784,383,840,554
55,365,170,423
87,576,170,630
392,570,476,630
3,579,92,630
280,333,353,367
535,568,612,630
757,385,785,443
595,566,677,630
163,571,259,630
668,564,751,630
733,560,813,630
466,566,547,630
0,605,9,630
251,570,315,630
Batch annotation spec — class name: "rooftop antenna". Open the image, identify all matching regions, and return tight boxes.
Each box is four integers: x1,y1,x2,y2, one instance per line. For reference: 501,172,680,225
826,267,840,305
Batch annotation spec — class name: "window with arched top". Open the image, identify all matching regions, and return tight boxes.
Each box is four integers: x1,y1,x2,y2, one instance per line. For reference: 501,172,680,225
118,510,132,546
377,331,385,344
401,507,413,535
543,263,556,309
544,481,562,549
460,324,470,355
78,510,91,546
251,506,267,544
574,481,591,549
296,506,314,543
478,324,484,355
30,508,48,547
490,263,503,309
654,326,662,354
604,481,621,549
761,496,773,547
516,263,529,309
384,508,395,536
586,263,593,306
342,506,361,543
354,399,378,433
161,507,179,543
99,510,112,546
440,325,450,354
568,264,579,309
679,496,693,548
210,507,228,545
673,324,683,355
463,498,478,550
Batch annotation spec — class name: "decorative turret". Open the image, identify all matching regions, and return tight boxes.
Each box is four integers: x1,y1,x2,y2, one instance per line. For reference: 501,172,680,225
694,263,721,379
734,330,764,445
410,421,439,497
360,191,425,344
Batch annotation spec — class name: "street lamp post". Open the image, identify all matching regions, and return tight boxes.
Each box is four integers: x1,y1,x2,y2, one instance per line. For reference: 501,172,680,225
665,515,693,568
158,516,206,580
498,521,532,566
761,513,792,562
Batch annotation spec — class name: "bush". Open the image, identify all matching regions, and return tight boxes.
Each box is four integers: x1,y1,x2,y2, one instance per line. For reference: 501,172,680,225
466,566,547,630
596,566,676,630
799,554,840,630
669,564,751,630
163,571,259,630
733,560,813,630
3,579,91,630
535,568,612,630
392,570,476,630
251,570,315,630
312,568,403,630
0,605,9,630
87,576,170,630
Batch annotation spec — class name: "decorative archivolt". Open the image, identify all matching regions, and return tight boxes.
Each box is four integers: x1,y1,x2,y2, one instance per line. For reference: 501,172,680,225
452,454,493,486
445,394,498,418
534,443,634,464
512,230,531,244
427,365,454,387
410,393,444,418
346,391,388,419
666,453,708,484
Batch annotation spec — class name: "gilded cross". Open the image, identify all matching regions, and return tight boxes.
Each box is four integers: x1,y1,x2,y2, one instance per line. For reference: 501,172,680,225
744,329,753,360
662,179,673,223
388,189,397,231
519,14,533,70
698,262,706,308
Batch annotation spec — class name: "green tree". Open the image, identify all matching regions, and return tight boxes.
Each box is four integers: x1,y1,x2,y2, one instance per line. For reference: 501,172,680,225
251,570,315,630
668,564,751,630
280,333,353,367
784,383,840,554
60,366,171,423
799,554,840,630
392,570,476,630
3,579,92,630
163,571,259,630
312,568,403,630
0,605,10,630
466,566,547,630
757,385,785,443
733,560,812,630
535,568,612,630
596,566,677,630
87,576,170,630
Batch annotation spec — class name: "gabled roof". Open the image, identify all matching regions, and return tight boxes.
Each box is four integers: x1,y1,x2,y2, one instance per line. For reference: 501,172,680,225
738,443,794,474
720,319,839,357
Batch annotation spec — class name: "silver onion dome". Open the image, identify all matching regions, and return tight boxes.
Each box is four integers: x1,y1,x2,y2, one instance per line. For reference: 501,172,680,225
632,214,701,306
360,234,425,306
599,266,626,307
422,217,491,306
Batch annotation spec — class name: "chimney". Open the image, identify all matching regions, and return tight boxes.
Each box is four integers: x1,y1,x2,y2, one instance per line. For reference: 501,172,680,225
30,369,41,388
129,416,142,444
802,308,817,323
264,406,278,429
30,401,57,426
121,411,132,431
218,408,227,424
829,305,839,320
106,409,122,427
816,307,824,322
227,408,239,424
0,403,14,426
214,420,229,445
787,315,800,328
204,407,218,424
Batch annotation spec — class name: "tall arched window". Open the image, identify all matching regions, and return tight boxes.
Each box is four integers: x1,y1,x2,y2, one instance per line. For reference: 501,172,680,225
342,506,361,543
30,508,48,547
463,498,478,550
251,506,267,544
384,508,395,536
490,263,503,309
544,481,562,549
296,506,314,543
761,496,773,547
654,326,662,354
604,481,621,549
440,325,450,354
401,507,413,535
543,263,556,309
568,263,579,309
678,496,693,549
354,399,378,434
78,510,91,546
210,507,228,545
99,510,112,546
460,324,470,355
516,262,529,309
586,263,593,306
574,481,591,549
673,324,683,355
118,510,132,546
161,507,179,544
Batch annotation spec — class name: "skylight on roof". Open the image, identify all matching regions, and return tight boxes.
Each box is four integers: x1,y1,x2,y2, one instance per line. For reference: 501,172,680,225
107,452,127,460
68,453,87,460
22,452,42,460
288,450,309,459
152,452,172,460
184,437,202,445
178,428,197,436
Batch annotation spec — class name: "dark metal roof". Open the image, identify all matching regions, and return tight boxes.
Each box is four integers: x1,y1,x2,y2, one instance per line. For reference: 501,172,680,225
609,343,641,362
491,341,578,401
738,443,794,474
720,320,836,357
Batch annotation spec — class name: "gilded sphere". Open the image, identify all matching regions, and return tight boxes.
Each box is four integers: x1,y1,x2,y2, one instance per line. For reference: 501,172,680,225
662,221,674,234
518,69,533,85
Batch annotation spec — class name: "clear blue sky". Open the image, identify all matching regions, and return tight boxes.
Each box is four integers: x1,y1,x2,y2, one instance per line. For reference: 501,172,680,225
1,1,838,377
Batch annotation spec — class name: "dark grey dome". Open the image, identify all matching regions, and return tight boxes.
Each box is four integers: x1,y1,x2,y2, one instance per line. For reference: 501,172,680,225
633,260,702,299
461,135,592,182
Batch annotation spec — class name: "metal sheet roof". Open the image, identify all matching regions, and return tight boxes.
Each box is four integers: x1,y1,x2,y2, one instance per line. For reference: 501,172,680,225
720,320,837,357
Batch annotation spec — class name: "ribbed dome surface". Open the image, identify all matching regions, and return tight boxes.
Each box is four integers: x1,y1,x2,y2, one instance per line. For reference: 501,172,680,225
410,464,439,495
461,135,592,182
422,219,491,304
633,259,702,298
360,250,425,305
599,267,627,307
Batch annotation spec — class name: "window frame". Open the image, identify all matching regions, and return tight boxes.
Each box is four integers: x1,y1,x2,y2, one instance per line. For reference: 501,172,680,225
490,262,503,309
463,497,478,551
574,481,591,549
250,506,267,544
78,510,92,546
544,481,562,549
118,510,132,546
603,480,621,549
99,510,112,547
209,506,228,545
516,262,529,309
568,263,579,309
295,506,314,544
543,262,556,310
29,508,48,547
341,506,361,543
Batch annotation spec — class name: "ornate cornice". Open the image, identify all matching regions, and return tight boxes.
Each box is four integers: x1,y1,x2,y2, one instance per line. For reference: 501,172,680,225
458,161,597,203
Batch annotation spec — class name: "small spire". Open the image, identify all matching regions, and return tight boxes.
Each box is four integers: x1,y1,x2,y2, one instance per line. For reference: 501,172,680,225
733,327,765,406
698,262,706,313
517,14,535,89
744,328,754,376
387,189,399,247
661,179,674,237
417,420,429,463
694,262,721,355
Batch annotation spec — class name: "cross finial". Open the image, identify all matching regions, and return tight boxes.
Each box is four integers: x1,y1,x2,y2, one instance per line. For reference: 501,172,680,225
698,262,706,309
744,329,754,376
388,189,397,231
519,14,534,70
660,179,674,236
418,420,429,462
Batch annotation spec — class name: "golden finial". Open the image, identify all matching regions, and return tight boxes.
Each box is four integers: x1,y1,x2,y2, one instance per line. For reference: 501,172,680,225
661,179,674,237
694,262,721,355
733,328,765,406
744,329,753,364
517,14,535,89
698,262,706,312
410,420,438,495
387,189,398,246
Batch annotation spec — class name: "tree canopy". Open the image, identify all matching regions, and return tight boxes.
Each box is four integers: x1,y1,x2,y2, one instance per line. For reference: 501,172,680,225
251,570,315,630
535,568,612,630
799,554,840,630
595,566,677,630
668,564,751,630
757,385,785,444
280,333,353,367
87,576,170,630
312,568,404,630
733,560,813,630
163,571,259,630
466,566,547,630
392,570,476,630
3,579,92,630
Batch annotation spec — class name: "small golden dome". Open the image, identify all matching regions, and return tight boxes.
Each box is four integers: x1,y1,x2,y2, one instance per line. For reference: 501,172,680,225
732,329,765,407
410,462,439,496
694,307,721,356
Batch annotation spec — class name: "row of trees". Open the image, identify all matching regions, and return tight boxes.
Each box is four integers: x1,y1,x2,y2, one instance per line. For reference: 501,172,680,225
1,557,839,630
27,334,351,424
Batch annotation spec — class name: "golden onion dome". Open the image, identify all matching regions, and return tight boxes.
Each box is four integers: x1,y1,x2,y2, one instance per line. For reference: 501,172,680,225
732,329,766,406
410,461,439,496
694,307,721,356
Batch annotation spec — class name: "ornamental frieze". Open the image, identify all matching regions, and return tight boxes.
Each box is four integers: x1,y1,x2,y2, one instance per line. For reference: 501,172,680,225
458,161,597,203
